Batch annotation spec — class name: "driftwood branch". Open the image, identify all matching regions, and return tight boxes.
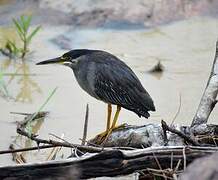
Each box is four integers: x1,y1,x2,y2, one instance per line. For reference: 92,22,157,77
192,41,218,126
16,124,136,153
0,146,217,179
161,120,199,146
89,122,218,147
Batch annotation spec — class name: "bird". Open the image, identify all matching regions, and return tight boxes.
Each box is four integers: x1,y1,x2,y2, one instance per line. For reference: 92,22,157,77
36,49,155,143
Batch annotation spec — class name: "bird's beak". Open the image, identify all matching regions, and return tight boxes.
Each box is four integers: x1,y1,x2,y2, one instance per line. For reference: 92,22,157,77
36,57,64,65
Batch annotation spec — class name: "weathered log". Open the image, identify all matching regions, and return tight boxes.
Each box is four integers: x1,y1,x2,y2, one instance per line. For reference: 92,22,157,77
191,41,218,126
89,123,218,147
0,146,218,179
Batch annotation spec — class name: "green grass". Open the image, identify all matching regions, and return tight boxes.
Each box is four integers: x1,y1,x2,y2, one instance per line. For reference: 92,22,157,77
26,87,58,133
13,15,41,58
0,15,41,59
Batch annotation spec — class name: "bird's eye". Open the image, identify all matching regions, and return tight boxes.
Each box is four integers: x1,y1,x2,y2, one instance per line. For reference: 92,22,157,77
62,55,78,65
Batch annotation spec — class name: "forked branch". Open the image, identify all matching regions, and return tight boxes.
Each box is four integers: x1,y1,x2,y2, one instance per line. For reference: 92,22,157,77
192,41,218,126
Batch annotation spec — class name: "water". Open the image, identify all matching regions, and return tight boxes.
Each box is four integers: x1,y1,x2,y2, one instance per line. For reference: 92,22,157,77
0,16,218,165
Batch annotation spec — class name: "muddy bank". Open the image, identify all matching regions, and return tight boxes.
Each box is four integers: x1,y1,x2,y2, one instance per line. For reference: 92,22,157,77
1,0,218,27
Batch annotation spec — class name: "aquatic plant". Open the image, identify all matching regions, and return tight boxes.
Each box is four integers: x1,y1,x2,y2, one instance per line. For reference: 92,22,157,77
1,40,20,58
13,15,41,58
0,15,41,59
26,87,58,133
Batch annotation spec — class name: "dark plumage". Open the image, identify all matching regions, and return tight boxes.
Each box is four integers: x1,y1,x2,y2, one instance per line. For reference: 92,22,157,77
91,51,155,118
37,49,155,118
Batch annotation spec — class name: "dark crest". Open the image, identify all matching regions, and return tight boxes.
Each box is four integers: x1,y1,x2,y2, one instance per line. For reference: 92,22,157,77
63,49,99,59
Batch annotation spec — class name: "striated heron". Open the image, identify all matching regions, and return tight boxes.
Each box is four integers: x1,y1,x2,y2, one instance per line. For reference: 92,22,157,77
36,49,155,142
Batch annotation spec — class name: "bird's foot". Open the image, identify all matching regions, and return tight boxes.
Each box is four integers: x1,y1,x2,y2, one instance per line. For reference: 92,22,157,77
112,123,127,130
94,130,109,145
94,124,127,145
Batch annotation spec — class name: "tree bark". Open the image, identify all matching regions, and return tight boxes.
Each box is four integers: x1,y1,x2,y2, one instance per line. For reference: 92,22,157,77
191,41,218,126
0,146,217,179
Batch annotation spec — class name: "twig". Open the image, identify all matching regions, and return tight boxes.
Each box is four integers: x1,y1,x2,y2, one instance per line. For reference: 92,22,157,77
171,152,173,170
174,159,182,172
46,134,65,161
161,120,199,146
9,144,26,164
81,104,89,145
171,93,182,125
0,145,60,155
16,125,118,153
49,133,84,156
183,147,186,170
10,112,32,116
152,152,168,180
147,168,174,180
49,133,69,144
17,111,49,127
161,119,168,145
79,138,102,147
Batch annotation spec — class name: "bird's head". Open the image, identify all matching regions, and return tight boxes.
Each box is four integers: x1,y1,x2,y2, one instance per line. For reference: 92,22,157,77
36,49,93,69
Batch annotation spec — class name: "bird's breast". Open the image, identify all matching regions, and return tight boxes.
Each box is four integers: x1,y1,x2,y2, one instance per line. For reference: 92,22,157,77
73,62,100,100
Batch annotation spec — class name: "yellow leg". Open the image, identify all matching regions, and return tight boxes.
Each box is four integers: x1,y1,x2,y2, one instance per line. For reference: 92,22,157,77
95,105,122,145
111,105,121,129
101,105,121,144
94,104,112,143
106,104,112,132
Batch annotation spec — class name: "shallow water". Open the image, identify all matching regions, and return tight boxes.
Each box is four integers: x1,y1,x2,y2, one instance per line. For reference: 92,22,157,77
0,16,218,165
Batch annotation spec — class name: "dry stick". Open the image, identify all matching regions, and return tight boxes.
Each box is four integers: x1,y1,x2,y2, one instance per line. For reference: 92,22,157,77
161,119,168,145
182,147,186,170
10,112,32,116
192,41,218,126
16,125,137,153
0,145,59,155
81,104,89,145
152,152,168,180
16,125,115,153
17,111,49,127
170,152,174,170
46,134,65,161
49,133,84,156
161,120,199,146
9,144,26,163
49,133,71,145
147,169,173,180
174,159,182,173
171,93,182,125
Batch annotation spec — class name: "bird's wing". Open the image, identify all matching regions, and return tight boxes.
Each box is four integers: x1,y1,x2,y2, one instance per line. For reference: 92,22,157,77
93,60,155,118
